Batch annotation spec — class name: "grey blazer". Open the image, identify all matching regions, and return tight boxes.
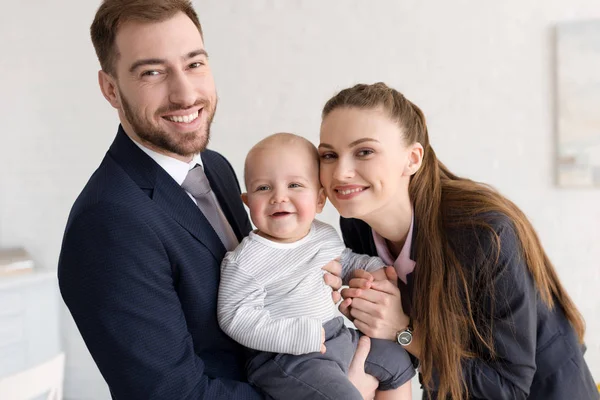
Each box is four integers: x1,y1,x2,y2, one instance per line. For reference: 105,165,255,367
340,213,598,400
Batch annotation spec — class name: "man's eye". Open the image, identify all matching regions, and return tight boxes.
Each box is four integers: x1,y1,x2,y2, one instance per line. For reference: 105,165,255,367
189,62,205,68
141,70,160,77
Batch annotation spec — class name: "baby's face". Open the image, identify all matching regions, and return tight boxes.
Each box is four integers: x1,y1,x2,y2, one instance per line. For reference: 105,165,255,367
244,145,325,243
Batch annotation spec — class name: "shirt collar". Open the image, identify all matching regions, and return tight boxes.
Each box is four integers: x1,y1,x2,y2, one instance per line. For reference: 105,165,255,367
131,139,203,185
372,213,416,284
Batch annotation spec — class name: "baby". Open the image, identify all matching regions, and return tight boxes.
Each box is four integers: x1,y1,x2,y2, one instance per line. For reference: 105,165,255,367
217,133,414,400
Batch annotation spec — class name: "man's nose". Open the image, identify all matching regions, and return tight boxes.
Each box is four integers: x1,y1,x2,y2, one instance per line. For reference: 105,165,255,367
168,71,197,108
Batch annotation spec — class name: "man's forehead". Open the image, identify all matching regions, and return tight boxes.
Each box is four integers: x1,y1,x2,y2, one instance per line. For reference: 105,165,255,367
115,14,204,61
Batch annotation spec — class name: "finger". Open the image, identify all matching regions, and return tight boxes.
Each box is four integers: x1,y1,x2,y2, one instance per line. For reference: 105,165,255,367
341,287,368,300
331,290,341,304
370,278,400,296
340,287,351,300
323,272,343,291
347,277,372,290
321,344,326,354
352,269,374,281
384,266,399,283
350,297,385,317
367,267,389,282
349,308,378,327
338,298,353,319
346,287,386,304
353,319,374,338
322,258,342,276
349,336,371,370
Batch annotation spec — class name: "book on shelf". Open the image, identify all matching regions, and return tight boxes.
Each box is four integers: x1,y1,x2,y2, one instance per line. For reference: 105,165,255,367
0,247,34,277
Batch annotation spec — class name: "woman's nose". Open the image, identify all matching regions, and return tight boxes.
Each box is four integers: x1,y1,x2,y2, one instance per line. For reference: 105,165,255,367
332,158,355,181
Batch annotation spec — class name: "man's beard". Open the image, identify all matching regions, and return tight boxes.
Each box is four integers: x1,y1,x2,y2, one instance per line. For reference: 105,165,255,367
120,89,217,157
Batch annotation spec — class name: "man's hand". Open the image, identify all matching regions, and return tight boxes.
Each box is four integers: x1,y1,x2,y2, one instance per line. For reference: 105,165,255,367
348,336,378,399
322,258,343,304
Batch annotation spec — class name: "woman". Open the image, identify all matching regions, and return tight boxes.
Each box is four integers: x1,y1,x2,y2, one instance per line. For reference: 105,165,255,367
318,82,598,399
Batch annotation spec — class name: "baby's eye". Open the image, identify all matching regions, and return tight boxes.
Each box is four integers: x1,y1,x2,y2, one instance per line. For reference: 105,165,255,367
256,185,270,191
289,183,302,189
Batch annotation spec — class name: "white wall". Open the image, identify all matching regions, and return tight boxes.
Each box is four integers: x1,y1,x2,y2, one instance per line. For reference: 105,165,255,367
1,1,599,398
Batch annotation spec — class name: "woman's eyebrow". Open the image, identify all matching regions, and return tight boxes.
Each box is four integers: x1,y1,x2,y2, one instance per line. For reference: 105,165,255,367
318,138,380,150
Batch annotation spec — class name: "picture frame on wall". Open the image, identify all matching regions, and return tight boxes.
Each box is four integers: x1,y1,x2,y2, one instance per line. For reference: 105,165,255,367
555,19,600,187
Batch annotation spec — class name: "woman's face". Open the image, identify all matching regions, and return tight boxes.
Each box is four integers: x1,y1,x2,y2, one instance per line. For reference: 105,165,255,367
319,106,420,220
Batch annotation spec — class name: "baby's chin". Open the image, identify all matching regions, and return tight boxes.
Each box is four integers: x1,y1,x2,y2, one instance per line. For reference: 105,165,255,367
257,227,312,244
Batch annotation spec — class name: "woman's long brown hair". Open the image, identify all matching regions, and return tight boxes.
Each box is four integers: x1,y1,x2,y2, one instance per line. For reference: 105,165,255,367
322,82,585,399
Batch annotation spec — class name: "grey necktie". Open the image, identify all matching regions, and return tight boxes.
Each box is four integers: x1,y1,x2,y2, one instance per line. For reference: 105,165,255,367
181,165,239,251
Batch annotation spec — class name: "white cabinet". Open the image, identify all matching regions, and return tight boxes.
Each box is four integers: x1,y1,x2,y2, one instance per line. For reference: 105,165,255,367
0,271,62,380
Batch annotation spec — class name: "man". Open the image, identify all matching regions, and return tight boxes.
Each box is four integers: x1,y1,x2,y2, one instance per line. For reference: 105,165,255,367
58,1,376,399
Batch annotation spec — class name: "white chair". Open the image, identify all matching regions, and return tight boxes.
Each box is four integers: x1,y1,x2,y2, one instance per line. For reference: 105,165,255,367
0,353,65,400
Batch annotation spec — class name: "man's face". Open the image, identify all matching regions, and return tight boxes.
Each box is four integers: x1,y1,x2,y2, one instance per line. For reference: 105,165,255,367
104,12,217,160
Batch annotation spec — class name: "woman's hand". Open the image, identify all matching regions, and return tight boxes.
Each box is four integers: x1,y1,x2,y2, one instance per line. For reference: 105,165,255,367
341,267,410,341
347,336,378,400
322,258,343,304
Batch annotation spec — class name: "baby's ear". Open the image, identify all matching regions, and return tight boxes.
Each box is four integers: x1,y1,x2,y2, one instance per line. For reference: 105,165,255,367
241,193,249,206
316,188,327,213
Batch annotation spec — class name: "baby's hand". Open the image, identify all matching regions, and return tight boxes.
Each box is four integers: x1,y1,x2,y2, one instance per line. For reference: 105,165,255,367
320,327,327,354
369,267,389,281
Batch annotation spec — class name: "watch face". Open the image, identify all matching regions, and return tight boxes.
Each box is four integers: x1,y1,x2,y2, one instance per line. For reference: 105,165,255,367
398,331,412,346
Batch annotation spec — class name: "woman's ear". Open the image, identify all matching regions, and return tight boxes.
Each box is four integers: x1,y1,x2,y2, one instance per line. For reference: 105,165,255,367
316,188,327,213
404,142,424,176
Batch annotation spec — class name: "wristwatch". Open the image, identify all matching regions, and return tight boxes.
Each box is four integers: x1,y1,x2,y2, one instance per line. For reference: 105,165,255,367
396,326,413,347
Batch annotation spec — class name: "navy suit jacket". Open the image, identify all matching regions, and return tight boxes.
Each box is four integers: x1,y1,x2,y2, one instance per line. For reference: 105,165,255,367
340,214,598,400
58,126,263,399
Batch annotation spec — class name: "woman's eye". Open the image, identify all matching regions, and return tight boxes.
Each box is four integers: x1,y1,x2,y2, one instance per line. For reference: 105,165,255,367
356,149,374,157
320,153,337,160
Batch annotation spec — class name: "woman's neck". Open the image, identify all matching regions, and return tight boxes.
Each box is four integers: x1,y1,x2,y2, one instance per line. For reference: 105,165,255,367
363,198,413,256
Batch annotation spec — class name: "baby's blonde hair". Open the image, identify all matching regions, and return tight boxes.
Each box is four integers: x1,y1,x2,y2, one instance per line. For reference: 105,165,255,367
244,133,320,188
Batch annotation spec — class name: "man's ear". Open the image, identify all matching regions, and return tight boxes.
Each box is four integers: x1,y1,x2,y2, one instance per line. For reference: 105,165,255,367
403,142,424,176
241,193,249,206
316,188,327,214
98,70,121,109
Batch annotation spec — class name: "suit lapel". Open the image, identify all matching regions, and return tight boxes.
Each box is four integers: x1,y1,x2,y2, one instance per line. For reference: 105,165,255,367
405,219,418,317
108,126,226,262
152,172,226,261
